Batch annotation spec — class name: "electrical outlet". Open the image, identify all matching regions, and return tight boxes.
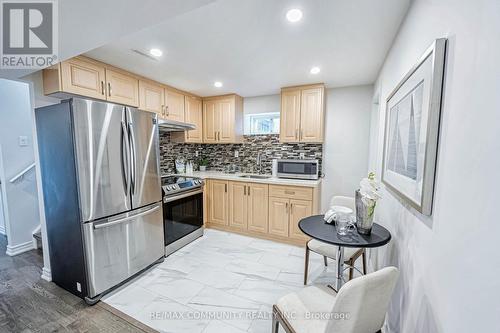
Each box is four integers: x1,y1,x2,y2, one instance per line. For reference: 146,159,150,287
195,151,199,157
18,136,28,147
299,153,305,159
234,150,239,158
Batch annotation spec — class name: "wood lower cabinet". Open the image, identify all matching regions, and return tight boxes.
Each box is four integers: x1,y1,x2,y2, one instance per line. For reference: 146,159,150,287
207,181,318,245
268,197,289,237
288,199,313,241
208,180,228,226
229,181,247,230
247,183,269,233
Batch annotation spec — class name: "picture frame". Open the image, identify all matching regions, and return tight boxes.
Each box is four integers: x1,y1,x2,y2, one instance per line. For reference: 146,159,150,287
382,38,447,216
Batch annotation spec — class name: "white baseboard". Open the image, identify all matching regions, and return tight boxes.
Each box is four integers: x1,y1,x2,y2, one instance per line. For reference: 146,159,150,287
0,225,5,235
41,267,52,281
6,240,35,256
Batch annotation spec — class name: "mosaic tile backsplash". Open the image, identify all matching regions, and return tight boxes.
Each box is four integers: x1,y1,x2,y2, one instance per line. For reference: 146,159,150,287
159,133,323,175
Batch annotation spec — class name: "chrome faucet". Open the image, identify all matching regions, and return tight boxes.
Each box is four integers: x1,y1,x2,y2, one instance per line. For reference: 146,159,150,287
256,152,262,174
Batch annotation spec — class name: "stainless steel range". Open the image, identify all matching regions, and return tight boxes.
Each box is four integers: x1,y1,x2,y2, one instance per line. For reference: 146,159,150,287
162,176,204,255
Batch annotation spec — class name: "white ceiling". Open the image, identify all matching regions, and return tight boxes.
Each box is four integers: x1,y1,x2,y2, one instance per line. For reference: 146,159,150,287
1,0,215,79
86,0,410,97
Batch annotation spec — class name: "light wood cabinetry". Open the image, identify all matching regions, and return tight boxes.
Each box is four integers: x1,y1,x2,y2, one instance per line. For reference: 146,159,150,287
202,94,243,144
280,84,325,143
268,197,289,237
44,56,140,107
54,57,106,100
165,89,185,122
139,80,164,115
171,95,203,143
229,181,247,230
207,180,318,246
105,68,139,107
247,183,269,233
207,180,228,226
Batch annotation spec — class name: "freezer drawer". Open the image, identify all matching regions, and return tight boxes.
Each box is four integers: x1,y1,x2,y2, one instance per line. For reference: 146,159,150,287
82,202,164,298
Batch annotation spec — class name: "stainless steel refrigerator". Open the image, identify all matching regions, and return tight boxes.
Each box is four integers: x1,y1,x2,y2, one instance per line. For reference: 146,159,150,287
36,98,164,304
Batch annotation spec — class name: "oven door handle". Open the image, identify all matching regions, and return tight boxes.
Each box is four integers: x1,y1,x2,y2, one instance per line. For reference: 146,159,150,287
164,189,203,203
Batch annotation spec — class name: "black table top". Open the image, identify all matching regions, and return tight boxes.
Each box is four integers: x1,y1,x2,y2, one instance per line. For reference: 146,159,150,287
299,215,391,248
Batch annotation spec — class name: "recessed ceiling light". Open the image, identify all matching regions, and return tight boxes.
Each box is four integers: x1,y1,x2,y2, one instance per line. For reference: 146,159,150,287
286,9,303,23
310,66,321,74
149,48,163,57
214,81,223,88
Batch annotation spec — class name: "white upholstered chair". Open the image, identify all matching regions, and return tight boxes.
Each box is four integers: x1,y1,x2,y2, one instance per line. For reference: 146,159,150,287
273,266,399,333
304,196,366,285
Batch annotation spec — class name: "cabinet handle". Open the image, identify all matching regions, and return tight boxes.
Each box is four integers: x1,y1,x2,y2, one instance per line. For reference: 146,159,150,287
295,129,298,140
244,186,246,196
300,129,303,141
218,131,220,141
290,203,293,214
248,186,250,196
225,183,227,192
101,81,105,95
166,106,169,116
286,202,289,214
214,131,217,141
107,82,111,96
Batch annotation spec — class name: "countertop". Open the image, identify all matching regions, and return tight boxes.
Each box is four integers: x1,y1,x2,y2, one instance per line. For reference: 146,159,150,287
166,171,322,187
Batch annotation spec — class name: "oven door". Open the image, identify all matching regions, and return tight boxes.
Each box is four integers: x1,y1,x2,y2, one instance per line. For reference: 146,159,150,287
163,189,204,247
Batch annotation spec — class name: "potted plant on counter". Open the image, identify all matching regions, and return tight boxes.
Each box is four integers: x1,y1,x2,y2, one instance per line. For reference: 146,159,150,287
355,172,381,235
198,158,209,172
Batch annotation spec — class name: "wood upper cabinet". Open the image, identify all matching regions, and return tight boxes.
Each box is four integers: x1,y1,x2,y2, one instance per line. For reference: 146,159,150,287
288,199,312,241
247,183,269,233
58,57,106,99
171,95,203,143
105,68,139,107
208,180,228,226
268,197,289,237
203,100,218,143
44,56,140,107
139,80,164,115
165,89,185,122
229,182,248,230
202,94,243,143
280,84,325,143
280,89,301,142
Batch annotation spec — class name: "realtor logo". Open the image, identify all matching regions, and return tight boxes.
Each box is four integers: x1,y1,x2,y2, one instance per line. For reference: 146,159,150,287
1,0,58,68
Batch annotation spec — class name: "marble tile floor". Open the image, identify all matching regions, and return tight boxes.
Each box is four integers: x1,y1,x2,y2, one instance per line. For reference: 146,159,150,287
103,229,361,333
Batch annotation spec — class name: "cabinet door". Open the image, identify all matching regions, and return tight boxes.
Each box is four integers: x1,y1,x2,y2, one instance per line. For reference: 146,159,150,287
247,183,269,233
300,87,324,142
105,68,139,107
280,89,301,142
289,199,312,241
217,98,234,143
229,182,247,230
203,100,218,143
185,96,203,143
208,180,228,226
60,57,106,99
139,80,164,115
268,197,289,237
165,89,185,122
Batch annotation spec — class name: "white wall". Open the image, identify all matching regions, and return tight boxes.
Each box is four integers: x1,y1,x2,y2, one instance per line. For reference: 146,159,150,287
321,85,373,211
369,0,500,332
0,79,40,255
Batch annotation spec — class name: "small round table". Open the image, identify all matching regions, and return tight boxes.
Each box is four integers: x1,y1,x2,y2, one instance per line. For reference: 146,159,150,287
299,215,391,291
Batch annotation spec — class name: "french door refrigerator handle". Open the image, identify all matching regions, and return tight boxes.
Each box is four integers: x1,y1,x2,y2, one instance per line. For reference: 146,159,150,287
127,108,138,195
93,205,160,230
120,119,131,195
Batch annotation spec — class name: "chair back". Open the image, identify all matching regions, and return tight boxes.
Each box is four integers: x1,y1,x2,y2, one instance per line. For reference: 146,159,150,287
330,196,355,211
326,266,399,333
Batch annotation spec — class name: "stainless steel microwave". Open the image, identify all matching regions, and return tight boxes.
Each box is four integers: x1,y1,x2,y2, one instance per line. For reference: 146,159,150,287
276,159,319,180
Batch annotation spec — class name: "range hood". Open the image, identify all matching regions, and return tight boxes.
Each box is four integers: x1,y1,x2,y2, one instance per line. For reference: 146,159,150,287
158,118,196,132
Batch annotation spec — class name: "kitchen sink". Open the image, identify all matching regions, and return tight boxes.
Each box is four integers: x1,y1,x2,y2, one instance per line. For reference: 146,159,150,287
238,174,271,179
